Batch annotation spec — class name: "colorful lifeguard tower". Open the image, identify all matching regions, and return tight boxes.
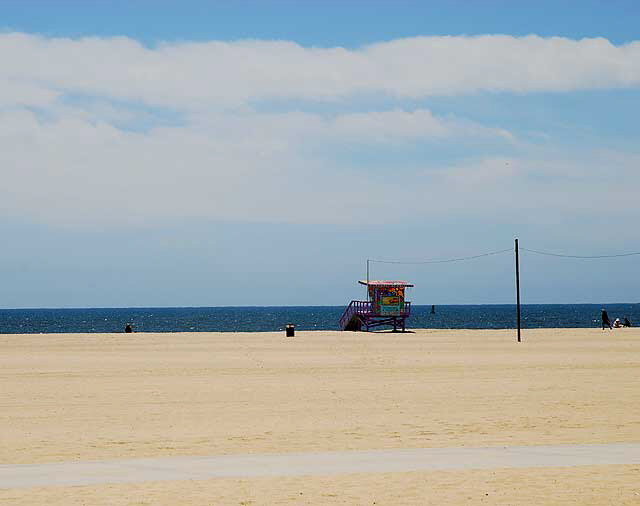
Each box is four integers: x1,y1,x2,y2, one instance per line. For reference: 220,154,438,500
339,280,413,332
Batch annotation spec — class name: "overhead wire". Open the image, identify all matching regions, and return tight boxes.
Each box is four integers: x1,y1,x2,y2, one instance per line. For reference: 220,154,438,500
368,245,640,265
521,247,640,259
369,247,513,265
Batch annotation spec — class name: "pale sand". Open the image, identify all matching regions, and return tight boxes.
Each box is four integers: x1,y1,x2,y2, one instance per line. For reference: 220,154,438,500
2,467,640,505
1,328,639,503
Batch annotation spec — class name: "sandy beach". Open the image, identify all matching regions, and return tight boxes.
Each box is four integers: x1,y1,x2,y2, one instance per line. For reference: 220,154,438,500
1,328,639,504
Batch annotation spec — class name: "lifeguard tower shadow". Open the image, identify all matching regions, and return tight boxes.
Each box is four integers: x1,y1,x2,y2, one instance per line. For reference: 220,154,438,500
339,280,413,332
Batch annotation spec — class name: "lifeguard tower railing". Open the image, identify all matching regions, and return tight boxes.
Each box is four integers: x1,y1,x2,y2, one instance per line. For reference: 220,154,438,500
339,300,412,332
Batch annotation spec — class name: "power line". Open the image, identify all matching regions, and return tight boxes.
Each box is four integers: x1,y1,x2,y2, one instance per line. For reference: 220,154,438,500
368,244,640,265
369,247,512,265
521,247,640,259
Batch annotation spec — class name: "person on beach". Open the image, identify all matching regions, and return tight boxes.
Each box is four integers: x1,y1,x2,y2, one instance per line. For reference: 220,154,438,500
613,318,622,328
601,309,612,330
624,317,632,327
124,323,133,333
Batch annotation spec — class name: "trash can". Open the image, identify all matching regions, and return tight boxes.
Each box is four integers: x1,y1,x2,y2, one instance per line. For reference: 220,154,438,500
285,324,295,337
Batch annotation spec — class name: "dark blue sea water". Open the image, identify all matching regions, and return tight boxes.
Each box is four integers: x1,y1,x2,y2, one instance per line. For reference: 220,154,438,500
1,304,638,334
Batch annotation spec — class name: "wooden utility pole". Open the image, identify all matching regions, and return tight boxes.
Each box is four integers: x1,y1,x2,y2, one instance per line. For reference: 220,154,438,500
515,238,521,342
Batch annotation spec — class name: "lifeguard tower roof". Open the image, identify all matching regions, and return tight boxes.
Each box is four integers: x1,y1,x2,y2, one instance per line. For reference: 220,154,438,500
358,280,414,287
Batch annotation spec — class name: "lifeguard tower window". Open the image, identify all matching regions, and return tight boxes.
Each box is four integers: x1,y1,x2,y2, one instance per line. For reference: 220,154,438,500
339,280,413,332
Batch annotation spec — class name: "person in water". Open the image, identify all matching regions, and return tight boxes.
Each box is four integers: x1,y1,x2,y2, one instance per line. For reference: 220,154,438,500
601,309,612,330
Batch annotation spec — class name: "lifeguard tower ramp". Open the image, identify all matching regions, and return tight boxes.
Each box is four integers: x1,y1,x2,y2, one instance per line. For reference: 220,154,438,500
339,280,413,332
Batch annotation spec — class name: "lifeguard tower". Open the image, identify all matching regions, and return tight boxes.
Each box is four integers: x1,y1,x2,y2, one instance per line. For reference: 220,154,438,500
339,280,413,332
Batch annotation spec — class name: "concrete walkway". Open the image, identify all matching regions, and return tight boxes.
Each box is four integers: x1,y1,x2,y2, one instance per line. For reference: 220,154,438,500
2,443,640,489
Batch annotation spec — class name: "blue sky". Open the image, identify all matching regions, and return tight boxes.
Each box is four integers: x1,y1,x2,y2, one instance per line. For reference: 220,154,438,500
1,1,639,308
4,1,640,46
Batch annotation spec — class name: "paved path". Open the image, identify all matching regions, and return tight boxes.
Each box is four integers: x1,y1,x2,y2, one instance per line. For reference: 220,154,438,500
2,443,640,489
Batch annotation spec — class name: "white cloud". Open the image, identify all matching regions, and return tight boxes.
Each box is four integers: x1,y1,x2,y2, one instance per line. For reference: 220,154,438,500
1,33,639,109
424,153,640,222
331,109,513,143
0,77,59,108
0,106,512,226
0,32,639,230
0,104,637,229
182,108,509,146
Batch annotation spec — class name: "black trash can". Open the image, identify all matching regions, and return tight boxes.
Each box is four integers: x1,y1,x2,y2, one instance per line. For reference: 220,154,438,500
285,324,295,337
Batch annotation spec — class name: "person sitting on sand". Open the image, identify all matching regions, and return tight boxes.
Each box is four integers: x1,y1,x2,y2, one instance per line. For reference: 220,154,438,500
124,324,133,333
613,318,622,328
601,309,612,330
623,317,632,327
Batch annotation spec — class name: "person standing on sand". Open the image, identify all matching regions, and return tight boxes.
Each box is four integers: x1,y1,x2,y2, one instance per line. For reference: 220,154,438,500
601,309,612,330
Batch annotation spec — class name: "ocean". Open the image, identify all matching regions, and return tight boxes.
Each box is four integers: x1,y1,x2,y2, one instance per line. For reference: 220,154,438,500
1,304,638,334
